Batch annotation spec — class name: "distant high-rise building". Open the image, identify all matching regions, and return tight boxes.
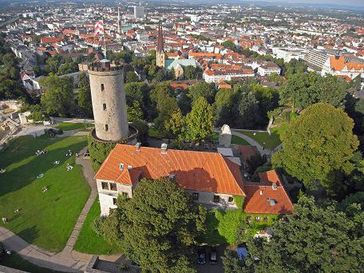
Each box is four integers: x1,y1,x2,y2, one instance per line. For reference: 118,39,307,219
133,6,145,20
156,24,165,68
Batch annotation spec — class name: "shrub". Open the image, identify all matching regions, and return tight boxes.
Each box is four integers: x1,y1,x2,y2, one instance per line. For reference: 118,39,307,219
87,135,116,170
92,216,106,236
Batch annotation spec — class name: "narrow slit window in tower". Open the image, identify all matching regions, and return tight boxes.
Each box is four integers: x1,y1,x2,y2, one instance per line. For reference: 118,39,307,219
105,124,108,131
101,84,105,91
103,103,106,110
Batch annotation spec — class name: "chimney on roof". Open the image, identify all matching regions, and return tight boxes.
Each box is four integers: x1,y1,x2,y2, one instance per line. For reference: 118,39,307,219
161,143,168,154
259,190,263,196
128,165,133,170
169,173,176,180
272,183,278,190
135,142,141,152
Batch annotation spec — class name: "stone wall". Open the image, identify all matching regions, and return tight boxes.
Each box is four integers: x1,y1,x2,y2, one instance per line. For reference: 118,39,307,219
89,69,129,142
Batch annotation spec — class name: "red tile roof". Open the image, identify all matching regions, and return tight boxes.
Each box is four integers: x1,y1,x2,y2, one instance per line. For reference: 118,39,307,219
243,170,293,214
95,144,245,196
330,56,364,71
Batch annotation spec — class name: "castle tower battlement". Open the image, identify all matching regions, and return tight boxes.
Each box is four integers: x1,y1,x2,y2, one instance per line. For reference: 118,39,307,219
87,60,129,142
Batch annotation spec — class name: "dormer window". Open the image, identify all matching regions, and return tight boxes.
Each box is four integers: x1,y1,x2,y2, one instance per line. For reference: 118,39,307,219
267,198,277,206
119,163,124,171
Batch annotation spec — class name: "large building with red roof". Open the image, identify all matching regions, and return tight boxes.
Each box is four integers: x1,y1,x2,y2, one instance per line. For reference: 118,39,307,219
95,143,293,216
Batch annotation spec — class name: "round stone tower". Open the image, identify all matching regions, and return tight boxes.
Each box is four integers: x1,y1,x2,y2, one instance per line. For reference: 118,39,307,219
88,60,129,142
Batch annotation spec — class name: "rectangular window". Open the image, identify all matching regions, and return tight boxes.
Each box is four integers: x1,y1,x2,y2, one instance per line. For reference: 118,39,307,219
213,195,220,203
103,103,106,111
192,192,199,201
228,196,234,203
113,197,117,205
101,182,109,190
122,192,128,198
101,84,104,91
110,183,117,191
105,124,108,131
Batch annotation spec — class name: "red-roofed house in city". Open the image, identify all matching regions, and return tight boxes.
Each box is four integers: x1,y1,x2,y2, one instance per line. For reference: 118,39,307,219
95,143,293,216
323,55,364,80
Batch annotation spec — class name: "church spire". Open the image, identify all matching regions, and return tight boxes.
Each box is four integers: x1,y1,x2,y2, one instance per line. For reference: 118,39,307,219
156,24,164,52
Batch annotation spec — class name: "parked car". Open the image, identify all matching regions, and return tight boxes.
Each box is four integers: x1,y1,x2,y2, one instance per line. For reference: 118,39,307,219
197,248,207,265
209,247,218,264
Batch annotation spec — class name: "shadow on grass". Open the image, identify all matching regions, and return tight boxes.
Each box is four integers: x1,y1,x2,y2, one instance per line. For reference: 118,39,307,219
0,141,86,197
2,226,39,253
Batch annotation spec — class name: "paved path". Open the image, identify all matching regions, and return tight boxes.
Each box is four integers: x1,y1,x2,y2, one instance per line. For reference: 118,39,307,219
216,128,271,156
0,147,98,272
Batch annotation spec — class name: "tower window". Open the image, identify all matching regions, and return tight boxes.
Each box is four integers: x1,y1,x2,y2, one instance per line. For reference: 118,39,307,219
105,124,108,131
103,103,106,110
101,84,105,91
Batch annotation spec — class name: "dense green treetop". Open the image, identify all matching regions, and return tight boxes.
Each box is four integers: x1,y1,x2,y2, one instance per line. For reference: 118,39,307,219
185,97,214,142
272,103,359,191
223,195,364,273
40,74,74,117
100,178,206,273
188,82,216,104
77,72,92,118
280,72,347,109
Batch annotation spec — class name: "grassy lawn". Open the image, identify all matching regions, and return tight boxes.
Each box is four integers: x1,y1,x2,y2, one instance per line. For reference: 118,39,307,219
74,198,122,255
55,122,92,131
0,136,90,252
212,133,250,145
238,130,281,150
0,251,62,273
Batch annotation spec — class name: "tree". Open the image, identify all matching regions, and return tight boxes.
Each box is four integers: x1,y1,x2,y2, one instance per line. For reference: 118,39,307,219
183,65,202,80
177,91,192,115
151,83,179,134
44,55,63,74
127,101,144,122
272,103,359,191
214,88,237,126
283,59,307,77
165,109,185,138
234,85,262,129
225,195,364,273
222,40,237,51
77,72,93,117
222,249,245,273
101,178,206,273
188,82,216,104
124,82,150,118
40,74,74,116
125,71,139,83
279,72,347,110
185,97,214,142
